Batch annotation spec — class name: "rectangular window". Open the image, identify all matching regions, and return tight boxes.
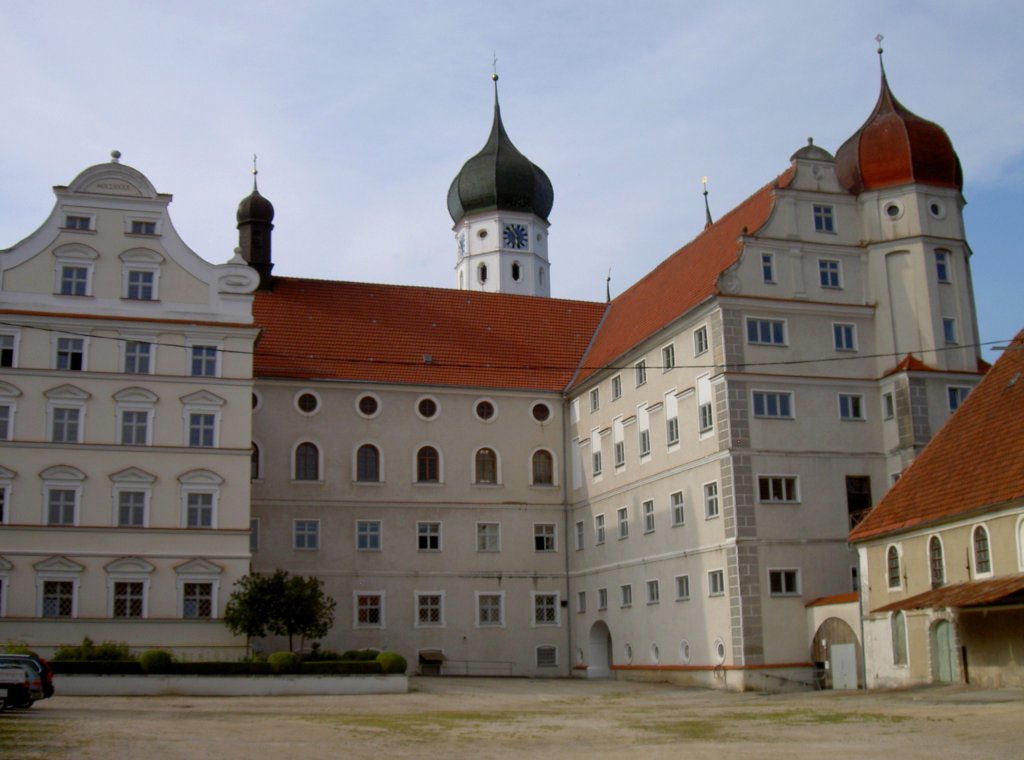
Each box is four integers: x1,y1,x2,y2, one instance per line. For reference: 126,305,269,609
592,450,602,477
536,646,558,667
417,521,441,551
126,270,155,299
124,341,152,373
638,428,650,457
294,519,319,550
477,522,499,553
56,337,84,370
186,492,214,528
813,204,835,232
708,569,725,597
130,221,157,235
576,590,586,613
597,588,608,610
947,386,970,413
357,520,381,551
589,387,600,412
188,413,216,447
250,518,260,552
758,476,799,503
42,580,74,617
942,317,958,345
614,440,625,468
533,593,559,625
698,403,713,433
0,486,6,523
935,250,950,283
818,259,842,288
634,360,647,387
416,594,443,627
595,514,605,545
646,579,660,604
0,405,10,441
694,325,709,356
113,581,145,618
60,265,89,296
0,334,16,367
117,491,146,526
190,345,218,377
670,491,685,526
666,416,679,445
617,507,629,539
574,520,584,551
661,344,675,371
183,582,213,618
620,584,632,607
47,489,77,525
882,391,895,420
534,523,556,552
120,410,149,445
64,215,91,230
746,318,786,345
642,500,655,533
839,393,865,420
477,593,503,626
704,482,719,519
833,323,856,351
611,375,622,400
675,574,690,601
769,569,801,596
51,407,81,443
356,594,382,627
752,390,793,418
761,253,775,283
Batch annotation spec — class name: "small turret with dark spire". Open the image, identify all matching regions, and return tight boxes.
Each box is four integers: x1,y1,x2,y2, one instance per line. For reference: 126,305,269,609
237,155,275,290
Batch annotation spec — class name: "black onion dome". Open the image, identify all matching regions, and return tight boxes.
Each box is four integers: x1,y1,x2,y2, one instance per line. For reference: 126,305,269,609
236,185,275,225
447,90,553,223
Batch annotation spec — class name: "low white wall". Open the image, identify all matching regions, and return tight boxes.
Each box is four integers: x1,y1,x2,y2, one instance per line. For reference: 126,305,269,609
54,674,407,696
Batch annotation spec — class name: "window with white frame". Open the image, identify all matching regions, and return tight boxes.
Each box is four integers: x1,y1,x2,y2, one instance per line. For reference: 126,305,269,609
123,341,153,374
589,387,600,412
536,646,558,667
697,373,713,434
935,249,951,283
116,490,147,527
752,390,793,418
119,409,150,446
674,574,690,600
670,491,685,526
708,569,725,597
617,507,629,539
637,404,651,458
0,397,16,442
597,588,608,610
595,514,606,545
758,476,798,503
642,500,655,533
813,204,835,232
661,343,675,371
356,444,381,482
704,482,719,519
534,523,556,552
357,520,382,551
532,449,554,485
886,545,901,589
533,592,559,625
64,214,92,230
620,584,632,607
591,430,603,477
477,522,500,553
947,386,970,413
51,406,82,443
882,391,895,420
611,374,622,400
42,580,75,617
929,536,945,588
818,259,841,288
183,582,213,618
355,593,383,627
0,482,8,524
576,590,586,613
973,525,992,575
55,336,85,371
646,579,660,604
769,569,800,596
665,391,679,446
113,581,146,618
613,418,625,467
294,519,320,550
942,317,958,345
417,521,441,551
126,270,155,300
746,318,786,345
186,492,214,528
294,441,320,481
634,359,647,387
891,610,908,666
694,325,709,355
60,265,90,296
474,447,499,484
839,394,865,420
476,592,503,626
47,488,78,525
0,333,17,367
188,413,216,447
189,344,219,377
416,593,444,627
833,323,856,351
761,252,775,283
574,520,584,551
129,220,157,236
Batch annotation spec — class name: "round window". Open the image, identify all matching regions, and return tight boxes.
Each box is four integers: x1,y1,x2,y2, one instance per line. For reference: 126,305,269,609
679,640,691,664
477,229,488,239
650,643,660,664
417,397,438,419
623,643,633,664
531,403,551,423
929,200,946,219
714,638,726,663
297,393,318,413
475,399,495,421
885,203,900,217
251,392,260,410
357,394,379,417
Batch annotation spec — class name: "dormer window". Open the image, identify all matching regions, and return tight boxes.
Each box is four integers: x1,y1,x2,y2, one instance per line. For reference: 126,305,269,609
126,270,155,300
813,204,835,233
120,250,163,301
60,266,89,296
53,244,98,297
130,220,157,235
64,215,92,231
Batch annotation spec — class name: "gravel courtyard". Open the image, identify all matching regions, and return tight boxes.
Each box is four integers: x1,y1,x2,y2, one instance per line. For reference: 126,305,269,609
2,677,1021,759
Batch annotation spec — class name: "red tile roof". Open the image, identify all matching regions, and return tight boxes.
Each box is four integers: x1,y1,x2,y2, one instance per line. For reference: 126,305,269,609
572,173,788,387
806,592,859,608
873,573,1024,613
850,330,1024,542
253,278,607,392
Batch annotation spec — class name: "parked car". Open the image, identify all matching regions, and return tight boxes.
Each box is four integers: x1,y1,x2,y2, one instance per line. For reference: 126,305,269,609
0,665,31,711
0,660,42,708
0,653,55,699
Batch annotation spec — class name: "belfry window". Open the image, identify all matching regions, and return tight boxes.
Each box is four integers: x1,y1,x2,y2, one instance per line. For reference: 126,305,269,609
478,263,488,284
511,262,521,281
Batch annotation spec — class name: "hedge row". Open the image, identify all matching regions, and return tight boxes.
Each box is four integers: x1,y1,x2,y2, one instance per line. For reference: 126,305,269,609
51,659,397,676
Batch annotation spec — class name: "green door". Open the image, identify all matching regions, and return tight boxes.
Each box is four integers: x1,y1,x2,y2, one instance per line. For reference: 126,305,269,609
932,620,956,683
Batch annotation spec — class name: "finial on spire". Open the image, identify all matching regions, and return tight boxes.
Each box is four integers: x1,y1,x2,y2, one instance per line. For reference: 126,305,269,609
491,52,499,82
702,176,713,229
110,150,121,164
606,268,612,303
875,33,887,77
251,153,259,191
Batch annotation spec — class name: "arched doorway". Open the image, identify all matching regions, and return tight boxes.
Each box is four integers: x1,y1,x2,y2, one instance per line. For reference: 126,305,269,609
931,619,957,683
810,617,861,689
587,620,613,679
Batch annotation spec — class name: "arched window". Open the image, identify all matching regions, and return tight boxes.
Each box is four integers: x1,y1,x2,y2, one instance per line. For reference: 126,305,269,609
250,443,260,481
511,262,521,281
475,448,497,484
929,536,945,588
417,446,439,483
294,442,319,481
973,526,991,574
356,444,380,483
478,263,488,284
532,450,554,485
886,545,901,589
891,611,907,666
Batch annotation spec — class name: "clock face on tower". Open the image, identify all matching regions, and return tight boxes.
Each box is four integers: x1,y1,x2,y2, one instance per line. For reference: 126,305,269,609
503,223,528,249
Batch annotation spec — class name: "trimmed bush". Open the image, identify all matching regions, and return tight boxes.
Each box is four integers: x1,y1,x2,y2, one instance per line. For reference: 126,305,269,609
376,651,407,675
139,649,175,673
301,660,380,675
50,660,143,675
52,637,134,662
341,649,379,661
268,651,301,673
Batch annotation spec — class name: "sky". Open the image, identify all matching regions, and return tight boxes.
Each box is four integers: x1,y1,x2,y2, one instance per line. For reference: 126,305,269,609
1,1,1021,356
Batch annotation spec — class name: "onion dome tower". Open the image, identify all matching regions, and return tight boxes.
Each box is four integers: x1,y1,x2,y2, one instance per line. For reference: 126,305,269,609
448,74,553,297
237,157,275,290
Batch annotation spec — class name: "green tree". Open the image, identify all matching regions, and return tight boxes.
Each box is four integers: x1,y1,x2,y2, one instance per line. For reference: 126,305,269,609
224,570,336,652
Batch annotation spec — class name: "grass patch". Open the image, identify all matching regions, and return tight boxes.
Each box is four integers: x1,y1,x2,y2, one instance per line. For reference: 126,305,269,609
643,719,723,741
0,717,65,760
306,710,526,741
722,709,910,725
